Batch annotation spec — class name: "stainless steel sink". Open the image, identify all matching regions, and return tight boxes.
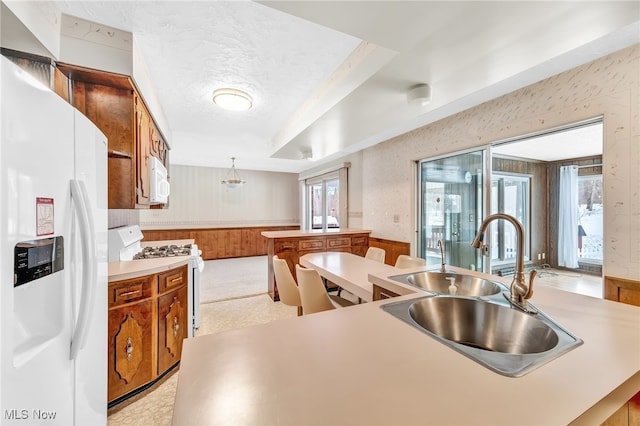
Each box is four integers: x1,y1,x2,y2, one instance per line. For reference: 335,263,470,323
381,294,582,377
388,271,505,297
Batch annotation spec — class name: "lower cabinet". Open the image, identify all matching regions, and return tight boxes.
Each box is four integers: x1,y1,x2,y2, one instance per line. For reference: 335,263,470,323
107,264,189,405
157,285,187,374
372,284,400,301
602,275,640,425
601,391,640,426
266,232,370,301
107,299,154,402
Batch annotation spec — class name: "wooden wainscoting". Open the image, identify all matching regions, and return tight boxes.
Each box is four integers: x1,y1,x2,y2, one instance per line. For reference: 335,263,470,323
368,237,410,266
142,226,298,260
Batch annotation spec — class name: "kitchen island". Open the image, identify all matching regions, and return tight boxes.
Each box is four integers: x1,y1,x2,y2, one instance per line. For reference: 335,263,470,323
262,228,371,300
172,265,640,425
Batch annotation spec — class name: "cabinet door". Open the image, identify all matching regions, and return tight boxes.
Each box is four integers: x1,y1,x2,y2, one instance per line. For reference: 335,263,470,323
108,300,154,402
135,95,151,206
158,285,188,373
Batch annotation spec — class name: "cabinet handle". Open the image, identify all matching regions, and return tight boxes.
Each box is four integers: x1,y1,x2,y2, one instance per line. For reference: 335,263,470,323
126,337,134,361
173,317,179,337
118,289,141,298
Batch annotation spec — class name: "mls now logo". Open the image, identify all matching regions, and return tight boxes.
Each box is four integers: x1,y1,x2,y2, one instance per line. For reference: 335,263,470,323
4,409,57,420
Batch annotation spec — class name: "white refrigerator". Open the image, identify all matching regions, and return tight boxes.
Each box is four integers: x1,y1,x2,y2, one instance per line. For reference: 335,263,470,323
1,56,108,424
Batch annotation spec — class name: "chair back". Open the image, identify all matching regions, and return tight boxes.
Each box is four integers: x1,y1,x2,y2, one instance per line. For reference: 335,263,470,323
395,255,426,269
295,265,335,314
273,256,301,308
365,247,386,263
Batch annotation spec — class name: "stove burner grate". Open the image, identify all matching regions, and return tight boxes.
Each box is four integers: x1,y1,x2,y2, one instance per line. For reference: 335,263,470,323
133,244,192,260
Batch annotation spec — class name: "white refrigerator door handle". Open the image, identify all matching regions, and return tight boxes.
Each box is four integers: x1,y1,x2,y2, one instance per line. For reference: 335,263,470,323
70,179,97,360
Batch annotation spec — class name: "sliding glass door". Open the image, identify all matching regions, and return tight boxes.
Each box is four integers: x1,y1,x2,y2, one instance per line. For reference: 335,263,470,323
419,150,485,271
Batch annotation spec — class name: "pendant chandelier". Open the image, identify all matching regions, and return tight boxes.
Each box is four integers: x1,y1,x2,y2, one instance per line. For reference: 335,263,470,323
221,157,246,188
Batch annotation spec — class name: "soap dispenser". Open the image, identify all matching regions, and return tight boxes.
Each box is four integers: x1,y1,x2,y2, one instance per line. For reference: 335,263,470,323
445,277,457,295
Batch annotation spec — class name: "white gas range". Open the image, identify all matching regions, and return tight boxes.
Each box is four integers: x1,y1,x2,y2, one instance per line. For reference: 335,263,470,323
108,225,204,337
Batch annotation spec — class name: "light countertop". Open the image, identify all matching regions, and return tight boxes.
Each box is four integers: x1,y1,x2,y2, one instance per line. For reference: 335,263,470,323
300,251,401,302
261,228,371,238
173,265,640,425
108,239,194,282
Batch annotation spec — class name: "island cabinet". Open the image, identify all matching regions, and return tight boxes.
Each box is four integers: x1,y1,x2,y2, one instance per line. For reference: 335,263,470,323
603,275,640,426
107,264,188,406
56,62,169,209
262,230,370,301
372,284,400,301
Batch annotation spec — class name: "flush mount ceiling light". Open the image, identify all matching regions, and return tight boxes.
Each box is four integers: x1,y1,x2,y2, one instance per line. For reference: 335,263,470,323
221,157,246,188
407,83,431,106
212,88,253,111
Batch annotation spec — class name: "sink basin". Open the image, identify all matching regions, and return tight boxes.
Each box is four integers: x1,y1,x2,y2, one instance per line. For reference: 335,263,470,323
409,297,558,354
381,295,583,377
389,271,504,296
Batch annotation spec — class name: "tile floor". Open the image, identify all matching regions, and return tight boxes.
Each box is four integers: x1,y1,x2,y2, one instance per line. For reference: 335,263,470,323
107,256,603,425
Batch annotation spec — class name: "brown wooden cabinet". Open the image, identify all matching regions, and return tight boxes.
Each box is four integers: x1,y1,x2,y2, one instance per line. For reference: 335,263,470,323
604,276,640,307
134,94,152,206
57,62,169,209
107,274,156,402
264,231,371,301
157,282,187,374
107,264,188,405
372,284,400,301
1,48,70,101
602,275,640,425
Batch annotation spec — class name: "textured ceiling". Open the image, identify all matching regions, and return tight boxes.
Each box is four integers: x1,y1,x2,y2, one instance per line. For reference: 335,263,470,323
53,1,639,173
54,0,360,172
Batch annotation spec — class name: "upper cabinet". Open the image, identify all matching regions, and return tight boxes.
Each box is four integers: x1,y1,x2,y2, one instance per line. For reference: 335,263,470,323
57,62,169,209
1,48,70,102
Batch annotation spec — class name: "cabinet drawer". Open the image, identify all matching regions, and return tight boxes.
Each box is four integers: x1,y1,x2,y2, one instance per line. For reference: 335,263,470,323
327,237,350,248
109,275,154,308
352,236,369,246
275,240,296,252
299,239,325,251
158,265,188,293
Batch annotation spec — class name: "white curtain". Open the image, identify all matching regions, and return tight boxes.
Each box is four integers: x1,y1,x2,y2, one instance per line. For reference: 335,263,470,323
558,165,579,268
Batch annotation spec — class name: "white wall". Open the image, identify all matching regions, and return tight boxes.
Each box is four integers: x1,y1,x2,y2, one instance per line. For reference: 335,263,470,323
139,165,299,229
362,44,639,281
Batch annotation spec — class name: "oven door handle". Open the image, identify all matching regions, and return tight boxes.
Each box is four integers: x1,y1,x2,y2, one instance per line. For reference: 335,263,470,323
70,179,97,360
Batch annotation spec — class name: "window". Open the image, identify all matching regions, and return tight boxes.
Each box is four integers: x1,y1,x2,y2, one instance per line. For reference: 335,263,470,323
304,167,348,231
490,174,531,262
578,174,603,263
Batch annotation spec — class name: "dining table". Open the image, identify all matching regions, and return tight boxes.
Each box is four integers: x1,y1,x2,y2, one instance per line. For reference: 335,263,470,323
299,251,402,302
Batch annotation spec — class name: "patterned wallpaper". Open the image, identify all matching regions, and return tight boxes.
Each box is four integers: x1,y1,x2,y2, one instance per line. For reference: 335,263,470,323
363,44,639,280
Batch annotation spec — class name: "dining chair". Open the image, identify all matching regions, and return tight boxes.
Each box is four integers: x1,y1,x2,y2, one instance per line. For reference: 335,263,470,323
273,256,303,316
295,265,354,314
394,254,426,269
365,246,386,263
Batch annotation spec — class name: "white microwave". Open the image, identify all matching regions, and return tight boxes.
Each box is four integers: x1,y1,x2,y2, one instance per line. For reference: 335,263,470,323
149,156,170,204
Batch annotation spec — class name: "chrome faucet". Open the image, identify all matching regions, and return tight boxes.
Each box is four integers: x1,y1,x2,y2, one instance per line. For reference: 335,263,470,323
437,239,446,273
471,213,537,312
